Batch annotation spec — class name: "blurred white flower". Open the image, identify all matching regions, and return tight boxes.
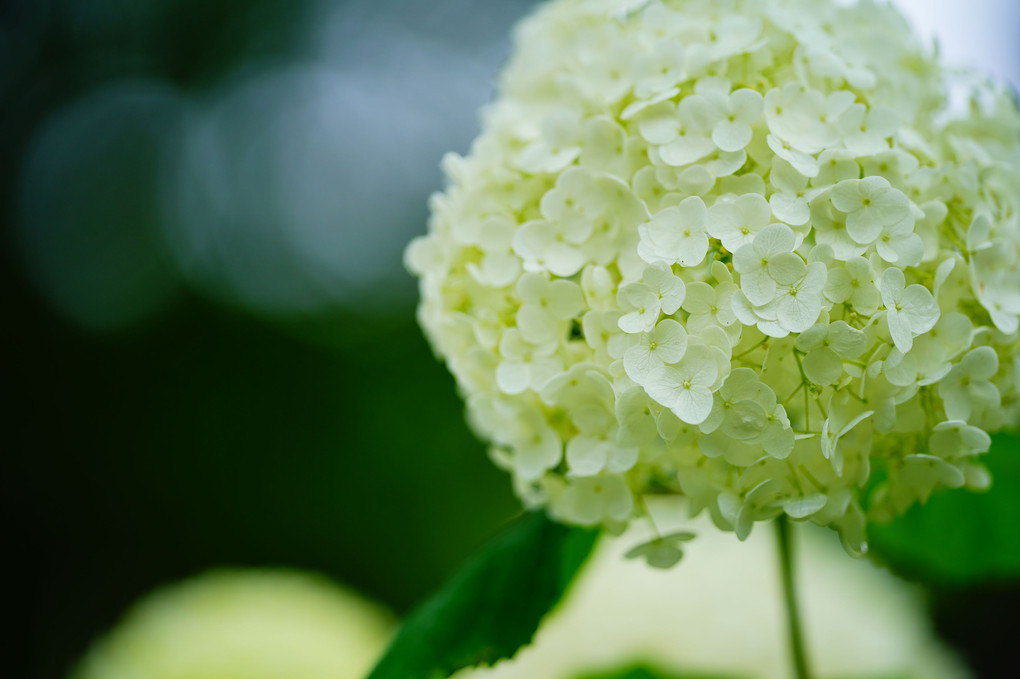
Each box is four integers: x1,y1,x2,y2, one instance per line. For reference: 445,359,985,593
71,570,395,679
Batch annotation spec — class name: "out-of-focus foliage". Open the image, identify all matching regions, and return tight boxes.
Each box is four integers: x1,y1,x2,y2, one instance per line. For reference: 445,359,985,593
4,2,536,676
369,512,599,679
7,306,521,679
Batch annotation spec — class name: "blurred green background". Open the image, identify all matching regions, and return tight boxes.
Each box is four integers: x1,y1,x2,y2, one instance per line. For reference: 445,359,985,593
1,1,1017,678
3,1,533,676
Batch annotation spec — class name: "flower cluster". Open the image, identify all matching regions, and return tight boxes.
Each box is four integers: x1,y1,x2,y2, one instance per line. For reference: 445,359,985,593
407,0,1020,554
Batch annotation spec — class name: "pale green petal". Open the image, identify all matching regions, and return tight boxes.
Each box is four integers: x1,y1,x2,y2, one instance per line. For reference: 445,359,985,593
830,178,864,213
496,361,532,395
517,305,558,344
961,346,999,380
828,321,868,358
930,421,991,459
761,418,795,458
803,347,842,385
566,435,609,476
637,103,680,144
659,134,716,166
794,323,828,351
823,268,853,303
740,267,778,306
607,445,639,473
886,308,914,353
624,344,658,382
769,192,810,226
778,290,822,333
768,252,808,285
845,210,883,244
784,494,828,518
754,223,796,256
721,400,768,440
673,386,716,425
939,382,971,422
713,120,752,152
617,388,660,446
516,271,550,304
682,281,717,315
730,88,764,123
900,284,940,335
652,319,689,363
900,454,965,489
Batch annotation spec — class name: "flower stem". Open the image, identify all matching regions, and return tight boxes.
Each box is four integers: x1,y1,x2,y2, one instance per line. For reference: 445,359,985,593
777,515,812,679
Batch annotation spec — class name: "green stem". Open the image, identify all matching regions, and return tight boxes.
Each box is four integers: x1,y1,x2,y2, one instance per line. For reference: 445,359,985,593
777,516,812,679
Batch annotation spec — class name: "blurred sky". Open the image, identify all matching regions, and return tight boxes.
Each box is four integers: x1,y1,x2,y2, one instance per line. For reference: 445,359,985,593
895,0,1020,87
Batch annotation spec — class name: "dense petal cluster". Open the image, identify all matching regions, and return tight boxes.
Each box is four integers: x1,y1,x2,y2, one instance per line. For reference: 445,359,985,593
407,0,1020,554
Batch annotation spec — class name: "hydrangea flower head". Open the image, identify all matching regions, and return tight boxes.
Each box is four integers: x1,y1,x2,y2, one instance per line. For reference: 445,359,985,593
407,0,1020,555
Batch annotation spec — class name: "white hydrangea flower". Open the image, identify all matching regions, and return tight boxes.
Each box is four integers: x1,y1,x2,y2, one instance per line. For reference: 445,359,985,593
682,279,738,336
623,318,689,383
830,176,912,246
733,224,805,306
513,217,590,278
505,409,564,481
566,430,639,477
560,474,635,525
641,262,686,314
794,320,867,386
637,196,709,267
837,103,899,157
764,83,840,155
929,420,991,461
938,346,1001,423
646,344,719,425
824,255,880,315
515,109,583,174
409,0,1020,554
768,157,821,227
880,267,940,353
709,192,775,254
496,328,562,395
515,272,585,344
617,281,664,333
654,96,718,166
633,40,688,99
688,84,765,153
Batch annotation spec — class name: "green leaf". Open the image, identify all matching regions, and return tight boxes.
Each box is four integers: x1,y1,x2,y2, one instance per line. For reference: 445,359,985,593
869,432,1020,585
367,511,600,679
